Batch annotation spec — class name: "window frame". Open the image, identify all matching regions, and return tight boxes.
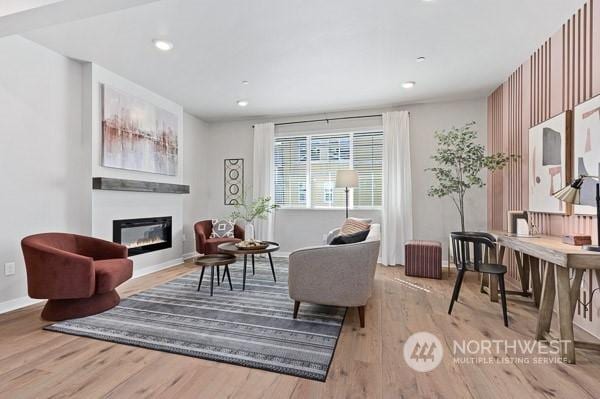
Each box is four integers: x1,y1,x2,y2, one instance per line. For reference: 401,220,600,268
273,128,383,211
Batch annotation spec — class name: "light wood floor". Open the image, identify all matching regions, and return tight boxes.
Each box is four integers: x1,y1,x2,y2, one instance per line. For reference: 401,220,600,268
2,261,600,399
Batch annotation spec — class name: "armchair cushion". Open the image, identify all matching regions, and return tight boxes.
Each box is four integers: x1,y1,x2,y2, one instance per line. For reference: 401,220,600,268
210,219,236,238
340,218,370,235
204,237,241,254
330,229,370,245
94,258,133,294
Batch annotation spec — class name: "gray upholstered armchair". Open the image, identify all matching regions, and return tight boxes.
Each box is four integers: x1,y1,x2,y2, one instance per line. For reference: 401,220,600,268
288,224,380,328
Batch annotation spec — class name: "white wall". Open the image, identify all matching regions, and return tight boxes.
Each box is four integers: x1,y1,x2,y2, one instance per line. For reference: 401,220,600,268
202,98,487,257
0,36,90,305
182,112,210,255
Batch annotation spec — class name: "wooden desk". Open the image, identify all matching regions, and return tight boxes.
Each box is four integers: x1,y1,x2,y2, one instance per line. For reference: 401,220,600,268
492,232,600,363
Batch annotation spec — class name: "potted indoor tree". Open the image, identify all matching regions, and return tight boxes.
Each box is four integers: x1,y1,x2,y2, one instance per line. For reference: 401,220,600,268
426,121,517,232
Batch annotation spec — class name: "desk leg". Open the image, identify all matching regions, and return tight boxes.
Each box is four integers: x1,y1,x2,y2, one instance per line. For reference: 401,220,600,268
556,267,576,363
528,256,542,307
514,252,528,294
497,245,506,265
570,269,584,321
522,253,530,293
480,272,488,293
536,262,555,340
489,276,499,302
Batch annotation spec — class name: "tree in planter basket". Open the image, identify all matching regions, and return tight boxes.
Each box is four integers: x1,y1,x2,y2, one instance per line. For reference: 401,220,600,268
426,121,517,232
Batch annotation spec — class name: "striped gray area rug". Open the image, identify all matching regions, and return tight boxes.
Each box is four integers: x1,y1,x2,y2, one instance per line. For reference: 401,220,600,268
45,257,346,381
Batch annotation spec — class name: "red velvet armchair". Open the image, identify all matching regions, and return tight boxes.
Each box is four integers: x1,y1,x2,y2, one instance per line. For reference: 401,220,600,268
194,220,244,254
21,233,133,321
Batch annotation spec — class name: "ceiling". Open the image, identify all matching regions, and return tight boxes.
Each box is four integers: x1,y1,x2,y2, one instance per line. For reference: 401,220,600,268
22,0,583,121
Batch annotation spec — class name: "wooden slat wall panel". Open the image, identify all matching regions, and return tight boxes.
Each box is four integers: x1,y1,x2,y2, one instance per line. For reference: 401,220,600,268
487,0,600,334
487,87,504,231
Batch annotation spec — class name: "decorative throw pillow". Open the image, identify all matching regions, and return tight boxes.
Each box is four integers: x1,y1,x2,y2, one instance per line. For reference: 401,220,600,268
330,229,370,245
210,219,235,238
340,218,370,236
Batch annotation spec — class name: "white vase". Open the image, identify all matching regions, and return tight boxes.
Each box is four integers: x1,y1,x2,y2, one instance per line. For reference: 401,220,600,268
244,222,255,241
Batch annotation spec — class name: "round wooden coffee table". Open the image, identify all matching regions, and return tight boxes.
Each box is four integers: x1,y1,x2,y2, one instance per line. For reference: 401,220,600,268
218,241,280,291
194,254,236,296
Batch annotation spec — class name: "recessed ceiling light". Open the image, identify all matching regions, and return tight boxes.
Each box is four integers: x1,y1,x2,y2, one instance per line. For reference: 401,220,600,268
153,39,173,51
241,80,249,85
416,56,426,62
402,81,416,89
237,100,249,107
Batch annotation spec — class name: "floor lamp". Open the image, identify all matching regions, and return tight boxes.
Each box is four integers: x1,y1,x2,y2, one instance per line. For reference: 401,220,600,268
336,170,358,219
553,175,600,252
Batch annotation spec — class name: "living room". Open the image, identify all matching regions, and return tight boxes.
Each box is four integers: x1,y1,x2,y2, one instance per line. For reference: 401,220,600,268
1,0,600,398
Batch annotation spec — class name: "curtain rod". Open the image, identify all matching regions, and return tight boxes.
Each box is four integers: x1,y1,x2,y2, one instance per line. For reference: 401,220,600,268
252,114,383,128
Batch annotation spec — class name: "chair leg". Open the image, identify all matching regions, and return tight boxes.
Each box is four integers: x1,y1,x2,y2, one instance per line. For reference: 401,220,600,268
293,301,300,319
268,252,277,282
225,265,233,290
498,274,509,327
242,255,247,291
210,265,214,296
197,267,205,291
252,254,255,275
358,306,366,328
216,266,220,286
448,269,465,315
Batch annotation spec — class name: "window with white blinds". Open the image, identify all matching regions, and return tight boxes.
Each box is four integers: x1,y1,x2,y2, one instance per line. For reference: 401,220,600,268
352,132,383,207
273,136,307,207
273,131,383,208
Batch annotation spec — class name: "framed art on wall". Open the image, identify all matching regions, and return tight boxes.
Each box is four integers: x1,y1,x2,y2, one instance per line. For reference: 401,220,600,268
528,111,571,214
101,84,179,176
573,95,600,215
224,159,244,205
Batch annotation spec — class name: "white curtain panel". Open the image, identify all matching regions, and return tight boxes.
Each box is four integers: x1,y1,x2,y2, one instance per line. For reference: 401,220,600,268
252,122,275,241
381,111,413,266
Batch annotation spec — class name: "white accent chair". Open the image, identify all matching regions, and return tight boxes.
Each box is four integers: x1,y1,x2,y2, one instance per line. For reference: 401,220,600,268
288,224,381,327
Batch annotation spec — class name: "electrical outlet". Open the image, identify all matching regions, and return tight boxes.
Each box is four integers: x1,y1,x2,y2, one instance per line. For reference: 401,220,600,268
4,262,15,276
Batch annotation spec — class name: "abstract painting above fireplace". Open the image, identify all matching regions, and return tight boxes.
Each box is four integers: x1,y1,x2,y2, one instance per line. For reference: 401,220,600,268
113,216,172,256
101,84,178,176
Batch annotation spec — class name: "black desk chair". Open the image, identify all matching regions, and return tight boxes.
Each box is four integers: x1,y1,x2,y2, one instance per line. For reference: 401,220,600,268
448,232,509,327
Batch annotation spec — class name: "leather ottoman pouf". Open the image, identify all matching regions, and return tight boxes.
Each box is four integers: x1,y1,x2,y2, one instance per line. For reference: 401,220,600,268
404,240,442,279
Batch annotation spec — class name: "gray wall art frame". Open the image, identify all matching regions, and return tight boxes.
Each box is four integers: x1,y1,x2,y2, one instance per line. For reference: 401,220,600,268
528,110,572,215
573,94,600,215
224,158,244,205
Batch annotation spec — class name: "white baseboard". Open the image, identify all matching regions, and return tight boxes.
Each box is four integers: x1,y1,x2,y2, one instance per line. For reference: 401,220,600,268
182,251,197,261
132,257,184,279
0,257,186,315
0,296,43,315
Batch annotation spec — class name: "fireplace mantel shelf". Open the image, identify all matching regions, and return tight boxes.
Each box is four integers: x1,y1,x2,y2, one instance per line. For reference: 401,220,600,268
92,177,190,194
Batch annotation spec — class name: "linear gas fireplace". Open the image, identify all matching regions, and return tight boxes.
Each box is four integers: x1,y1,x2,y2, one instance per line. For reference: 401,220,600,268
113,216,172,256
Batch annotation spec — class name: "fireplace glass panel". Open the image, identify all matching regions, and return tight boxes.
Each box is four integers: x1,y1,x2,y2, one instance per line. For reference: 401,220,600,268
113,216,172,256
